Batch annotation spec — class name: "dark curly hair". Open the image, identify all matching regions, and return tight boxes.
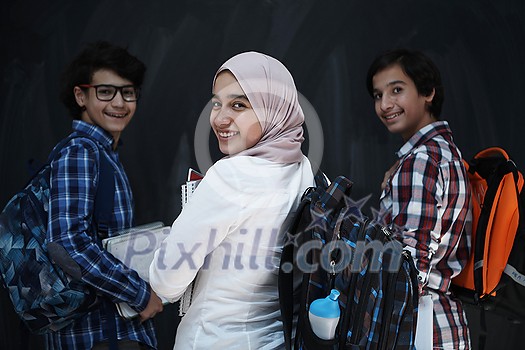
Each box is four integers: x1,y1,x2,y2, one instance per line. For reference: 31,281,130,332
60,41,146,119
366,48,444,118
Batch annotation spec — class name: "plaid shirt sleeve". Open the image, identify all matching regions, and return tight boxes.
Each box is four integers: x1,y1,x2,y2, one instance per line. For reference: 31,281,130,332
389,149,470,291
47,139,150,311
391,151,439,280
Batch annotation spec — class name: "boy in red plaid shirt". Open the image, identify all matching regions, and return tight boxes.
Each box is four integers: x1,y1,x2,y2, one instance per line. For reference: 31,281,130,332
367,48,472,349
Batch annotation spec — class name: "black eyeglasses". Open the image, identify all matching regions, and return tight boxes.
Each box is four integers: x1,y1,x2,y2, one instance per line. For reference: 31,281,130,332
79,84,140,102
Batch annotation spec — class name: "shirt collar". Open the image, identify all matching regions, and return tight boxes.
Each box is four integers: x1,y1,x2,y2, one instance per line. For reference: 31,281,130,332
396,120,451,158
72,120,121,151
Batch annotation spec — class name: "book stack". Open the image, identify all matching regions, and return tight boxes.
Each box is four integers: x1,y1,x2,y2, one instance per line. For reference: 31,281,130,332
179,168,204,316
181,168,204,209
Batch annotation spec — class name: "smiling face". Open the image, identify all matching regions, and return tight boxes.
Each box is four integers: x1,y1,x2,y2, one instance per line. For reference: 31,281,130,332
210,71,262,156
74,69,136,144
372,64,436,141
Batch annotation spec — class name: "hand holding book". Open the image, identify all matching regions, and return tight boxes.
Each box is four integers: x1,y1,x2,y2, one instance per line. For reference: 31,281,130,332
103,168,203,319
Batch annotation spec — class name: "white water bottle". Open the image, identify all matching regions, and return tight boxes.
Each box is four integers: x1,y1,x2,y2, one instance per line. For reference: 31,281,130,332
308,289,341,340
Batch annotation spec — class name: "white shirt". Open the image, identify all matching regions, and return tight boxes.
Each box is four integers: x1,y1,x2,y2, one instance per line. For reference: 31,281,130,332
149,155,314,350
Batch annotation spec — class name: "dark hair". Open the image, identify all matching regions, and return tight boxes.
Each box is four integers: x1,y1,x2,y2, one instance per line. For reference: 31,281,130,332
60,41,147,119
366,48,444,118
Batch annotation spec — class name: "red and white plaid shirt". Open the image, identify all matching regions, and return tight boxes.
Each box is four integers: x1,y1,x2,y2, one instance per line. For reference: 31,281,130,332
379,121,471,349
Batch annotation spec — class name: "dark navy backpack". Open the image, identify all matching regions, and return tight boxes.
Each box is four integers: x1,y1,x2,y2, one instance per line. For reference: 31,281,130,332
278,174,419,350
0,132,114,334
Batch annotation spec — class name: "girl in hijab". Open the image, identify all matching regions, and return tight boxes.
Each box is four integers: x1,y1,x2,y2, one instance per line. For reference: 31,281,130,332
149,52,315,349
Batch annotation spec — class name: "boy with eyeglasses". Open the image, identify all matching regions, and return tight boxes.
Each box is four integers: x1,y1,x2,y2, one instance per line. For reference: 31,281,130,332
45,41,163,350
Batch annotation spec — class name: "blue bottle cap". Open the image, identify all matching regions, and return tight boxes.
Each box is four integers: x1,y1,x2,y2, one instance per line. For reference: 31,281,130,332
329,289,340,301
309,289,341,318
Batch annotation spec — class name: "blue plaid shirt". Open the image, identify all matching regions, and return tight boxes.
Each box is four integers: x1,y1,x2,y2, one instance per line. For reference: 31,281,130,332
44,120,157,349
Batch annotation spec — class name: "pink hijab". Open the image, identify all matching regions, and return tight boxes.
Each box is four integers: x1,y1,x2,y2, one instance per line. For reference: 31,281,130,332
213,51,305,164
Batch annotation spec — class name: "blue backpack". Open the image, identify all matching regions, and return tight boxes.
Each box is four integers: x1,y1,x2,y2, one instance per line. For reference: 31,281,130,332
278,174,419,350
0,132,114,334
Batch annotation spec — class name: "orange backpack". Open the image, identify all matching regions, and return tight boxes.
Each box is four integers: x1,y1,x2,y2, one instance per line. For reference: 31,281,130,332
452,147,525,319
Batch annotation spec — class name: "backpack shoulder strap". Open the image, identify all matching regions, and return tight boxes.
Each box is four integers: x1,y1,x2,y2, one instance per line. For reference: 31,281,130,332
279,190,314,350
279,170,324,350
94,152,114,238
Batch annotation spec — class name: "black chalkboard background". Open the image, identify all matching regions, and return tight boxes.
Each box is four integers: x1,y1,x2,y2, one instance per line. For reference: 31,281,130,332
1,0,524,349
